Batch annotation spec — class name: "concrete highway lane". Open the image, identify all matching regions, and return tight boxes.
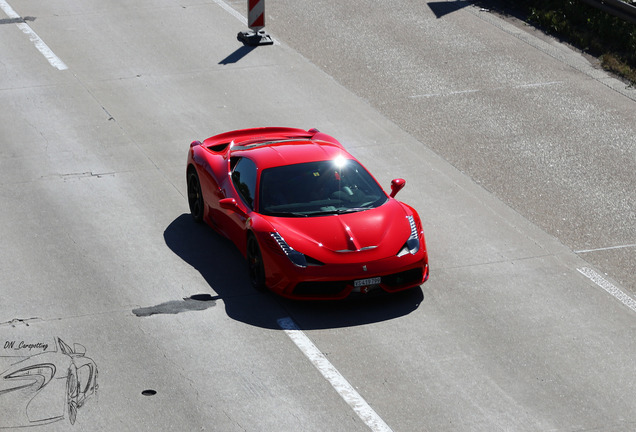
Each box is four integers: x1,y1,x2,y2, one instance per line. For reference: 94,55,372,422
261,0,636,295
1,1,635,431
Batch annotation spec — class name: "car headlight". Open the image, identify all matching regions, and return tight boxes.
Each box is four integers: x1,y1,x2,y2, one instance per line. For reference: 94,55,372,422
3,364,56,392
270,232,308,268
397,215,420,257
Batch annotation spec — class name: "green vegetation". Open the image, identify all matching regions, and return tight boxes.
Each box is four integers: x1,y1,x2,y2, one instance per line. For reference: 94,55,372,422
478,0,636,84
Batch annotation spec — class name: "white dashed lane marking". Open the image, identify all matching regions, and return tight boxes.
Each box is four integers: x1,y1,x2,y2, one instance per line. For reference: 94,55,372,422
0,0,67,70
278,317,394,432
578,267,636,314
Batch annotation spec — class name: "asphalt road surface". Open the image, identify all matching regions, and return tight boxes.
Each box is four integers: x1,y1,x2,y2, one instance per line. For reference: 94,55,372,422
1,1,635,431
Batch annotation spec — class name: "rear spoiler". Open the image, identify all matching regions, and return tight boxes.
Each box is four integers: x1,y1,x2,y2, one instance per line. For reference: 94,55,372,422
198,127,331,153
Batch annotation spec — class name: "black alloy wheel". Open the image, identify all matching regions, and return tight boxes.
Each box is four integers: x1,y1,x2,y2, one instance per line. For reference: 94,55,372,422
247,235,266,291
187,168,204,223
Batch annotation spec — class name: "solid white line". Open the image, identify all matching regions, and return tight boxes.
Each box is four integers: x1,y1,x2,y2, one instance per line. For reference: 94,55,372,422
514,81,563,89
211,0,247,26
577,267,636,314
0,0,18,18
410,81,562,98
0,0,68,70
16,22,68,70
575,244,636,254
277,317,393,432
410,89,479,98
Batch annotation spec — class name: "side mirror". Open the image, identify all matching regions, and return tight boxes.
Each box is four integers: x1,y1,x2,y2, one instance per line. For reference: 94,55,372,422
390,178,406,198
220,198,247,217
73,343,86,356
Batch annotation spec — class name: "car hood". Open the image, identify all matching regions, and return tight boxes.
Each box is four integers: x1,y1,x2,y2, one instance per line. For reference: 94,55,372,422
0,352,62,370
268,199,411,257
0,357,23,373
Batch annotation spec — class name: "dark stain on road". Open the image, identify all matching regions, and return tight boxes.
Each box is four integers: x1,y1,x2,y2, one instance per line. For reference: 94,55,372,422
133,294,219,317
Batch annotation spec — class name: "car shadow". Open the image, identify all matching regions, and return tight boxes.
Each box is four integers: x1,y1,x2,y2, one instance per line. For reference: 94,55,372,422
277,288,424,330
163,214,423,330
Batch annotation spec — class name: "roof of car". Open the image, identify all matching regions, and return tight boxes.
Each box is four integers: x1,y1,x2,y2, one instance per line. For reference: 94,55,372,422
231,139,353,170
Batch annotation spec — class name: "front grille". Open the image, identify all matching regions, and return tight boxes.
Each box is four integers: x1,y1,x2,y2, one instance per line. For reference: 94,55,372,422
293,281,348,296
382,268,423,289
292,267,424,297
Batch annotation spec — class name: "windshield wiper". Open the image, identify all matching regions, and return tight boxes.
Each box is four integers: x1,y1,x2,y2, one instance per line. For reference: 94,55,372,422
304,208,369,216
336,207,371,214
263,211,308,217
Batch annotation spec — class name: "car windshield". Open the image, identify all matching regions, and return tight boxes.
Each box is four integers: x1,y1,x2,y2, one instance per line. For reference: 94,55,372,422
259,158,387,216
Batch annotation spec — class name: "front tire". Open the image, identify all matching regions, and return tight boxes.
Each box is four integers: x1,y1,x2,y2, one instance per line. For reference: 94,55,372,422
247,235,266,292
66,368,79,425
187,167,204,223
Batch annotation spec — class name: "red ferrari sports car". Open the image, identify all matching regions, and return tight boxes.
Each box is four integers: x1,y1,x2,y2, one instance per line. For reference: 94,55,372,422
186,127,428,300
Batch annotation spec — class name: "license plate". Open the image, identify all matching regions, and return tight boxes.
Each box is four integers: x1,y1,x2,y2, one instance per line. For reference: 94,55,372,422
354,277,381,287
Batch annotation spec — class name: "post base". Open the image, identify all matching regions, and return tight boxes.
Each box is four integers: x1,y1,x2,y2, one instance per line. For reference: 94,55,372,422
237,30,274,46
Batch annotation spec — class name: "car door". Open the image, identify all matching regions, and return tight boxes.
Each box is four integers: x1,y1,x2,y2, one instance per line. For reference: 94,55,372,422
218,156,257,253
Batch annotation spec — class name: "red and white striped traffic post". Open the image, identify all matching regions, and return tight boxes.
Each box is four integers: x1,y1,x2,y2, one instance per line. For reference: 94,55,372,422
248,0,264,31
237,0,273,46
